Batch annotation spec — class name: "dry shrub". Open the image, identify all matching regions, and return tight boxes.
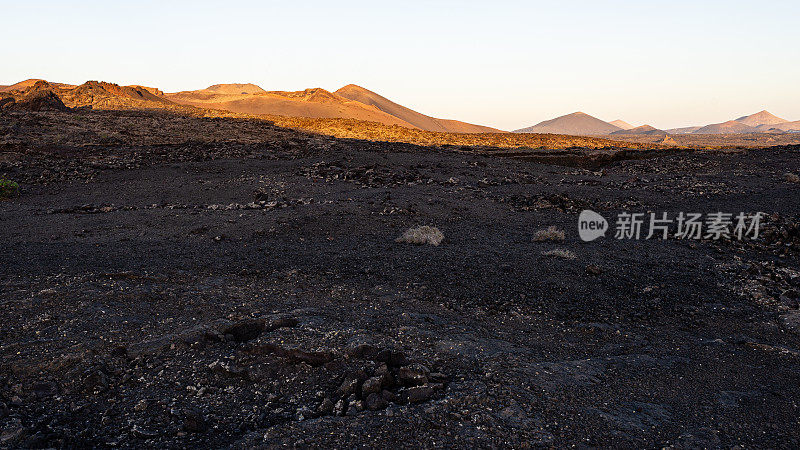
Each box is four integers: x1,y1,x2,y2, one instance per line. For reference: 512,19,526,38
532,226,565,242
784,173,800,183
542,248,576,259
396,226,444,246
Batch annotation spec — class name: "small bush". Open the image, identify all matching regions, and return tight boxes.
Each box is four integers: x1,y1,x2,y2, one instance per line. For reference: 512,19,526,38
542,248,576,259
0,179,19,199
532,226,565,242
98,131,124,144
784,173,800,183
396,226,444,246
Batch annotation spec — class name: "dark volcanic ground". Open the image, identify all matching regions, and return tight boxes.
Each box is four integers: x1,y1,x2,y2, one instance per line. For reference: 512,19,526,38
2,111,800,448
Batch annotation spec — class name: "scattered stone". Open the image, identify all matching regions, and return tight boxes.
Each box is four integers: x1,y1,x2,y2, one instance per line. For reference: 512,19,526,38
585,264,603,275
404,385,436,404
375,349,408,367
374,363,391,378
223,318,266,342
208,360,247,378
182,408,208,433
266,316,299,330
337,377,360,398
334,399,347,416
361,376,383,395
429,372,448,383
31,381,58,398
317,398,334,415
284,348,333,367
365,393,388,411
499,403,532,428
83,369,109,393
110,345,128,357
781,311,800,335
348,343,380,359
0,426,25,445
381,389,398,403
245,342,332,366
671,427,721,448
296,406,315,421
131,425,158,438
398,364,430,386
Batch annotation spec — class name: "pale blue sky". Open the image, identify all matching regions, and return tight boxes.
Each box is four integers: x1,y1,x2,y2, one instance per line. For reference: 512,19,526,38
1,0,798,130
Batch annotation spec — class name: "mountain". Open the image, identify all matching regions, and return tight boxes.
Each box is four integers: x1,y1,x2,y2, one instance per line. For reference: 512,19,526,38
609,120,634,130
514,112,622,135
692,120,759,134
60,81,174,109
665,126,702,134
646,111,793,136
204,83,267,95
0,78,76,92
734,110,787,127
756,120,800,132
0,80,69,112
166,83,500,133
334,84,500,133
1,79,173,110
610,125,666,135
166,85,415,128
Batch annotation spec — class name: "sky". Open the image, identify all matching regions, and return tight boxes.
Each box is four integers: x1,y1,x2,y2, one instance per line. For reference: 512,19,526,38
1,0,799,130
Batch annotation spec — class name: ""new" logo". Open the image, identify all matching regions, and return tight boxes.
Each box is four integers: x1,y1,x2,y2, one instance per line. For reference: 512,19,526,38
578,210,608,242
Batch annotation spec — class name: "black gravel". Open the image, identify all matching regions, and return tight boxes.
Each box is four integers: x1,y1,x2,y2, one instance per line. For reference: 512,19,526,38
1,111,800,448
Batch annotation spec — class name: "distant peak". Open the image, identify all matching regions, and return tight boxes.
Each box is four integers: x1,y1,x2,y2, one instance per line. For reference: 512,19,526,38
610,119,634,130
205,83,266,95
738,110,773,118
734,110,787,126
336,84,373,94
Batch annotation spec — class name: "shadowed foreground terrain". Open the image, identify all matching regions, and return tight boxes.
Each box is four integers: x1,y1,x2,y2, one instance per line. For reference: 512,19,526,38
2,110,800,448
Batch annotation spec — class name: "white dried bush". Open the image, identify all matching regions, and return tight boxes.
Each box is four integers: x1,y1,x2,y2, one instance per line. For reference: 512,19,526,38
396,226,444,246
784,173,800,183
532,226,565,242
542,248,576,259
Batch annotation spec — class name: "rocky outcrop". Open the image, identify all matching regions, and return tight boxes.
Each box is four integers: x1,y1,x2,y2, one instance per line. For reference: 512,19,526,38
0,80,69,112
